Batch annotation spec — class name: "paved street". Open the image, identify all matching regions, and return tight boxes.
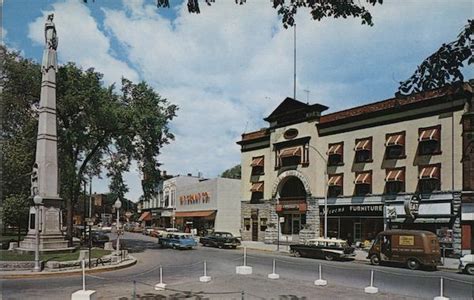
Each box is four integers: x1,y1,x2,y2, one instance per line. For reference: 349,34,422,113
2,232,473,299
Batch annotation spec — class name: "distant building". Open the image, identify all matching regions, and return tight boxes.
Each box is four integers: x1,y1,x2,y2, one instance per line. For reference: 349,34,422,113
238,83,473,255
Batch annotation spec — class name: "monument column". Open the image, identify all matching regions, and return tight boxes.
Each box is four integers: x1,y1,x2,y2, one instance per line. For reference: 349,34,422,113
19,14,70,251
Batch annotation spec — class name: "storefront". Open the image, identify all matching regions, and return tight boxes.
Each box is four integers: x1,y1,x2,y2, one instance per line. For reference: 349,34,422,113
319,204,384,243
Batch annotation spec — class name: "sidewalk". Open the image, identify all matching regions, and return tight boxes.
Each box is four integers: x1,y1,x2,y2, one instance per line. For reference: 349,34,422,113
240,241,460,270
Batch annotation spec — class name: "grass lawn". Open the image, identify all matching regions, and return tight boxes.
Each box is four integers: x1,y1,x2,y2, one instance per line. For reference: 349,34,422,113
0,249,111,262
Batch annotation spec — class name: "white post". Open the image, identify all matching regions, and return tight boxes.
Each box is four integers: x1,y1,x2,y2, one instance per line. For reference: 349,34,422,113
200,260,211,282
324,171,328,239
273,259,276,274
236,246,253,275
244,246,247,266
268,259,280,279
160,266,163,284
314,264,327,286
155,265,167,290
434,277,450,300
33,205,41,272
204,261,207,277
116,208,120,255
71,259,96,299
364,270,378,294
82,260,86,291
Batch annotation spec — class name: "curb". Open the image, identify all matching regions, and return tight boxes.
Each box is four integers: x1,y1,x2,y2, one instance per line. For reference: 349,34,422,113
0,256,137,279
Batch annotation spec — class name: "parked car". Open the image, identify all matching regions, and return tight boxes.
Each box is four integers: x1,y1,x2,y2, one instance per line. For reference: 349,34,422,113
459,254,474,275
159,233,197,250
290,238,355,261
151,227,179,238
200,232,241,249
99,225,112,233
85,231,110,246
368,230,441,270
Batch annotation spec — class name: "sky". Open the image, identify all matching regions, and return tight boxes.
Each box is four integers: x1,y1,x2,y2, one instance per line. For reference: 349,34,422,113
3,0,473,202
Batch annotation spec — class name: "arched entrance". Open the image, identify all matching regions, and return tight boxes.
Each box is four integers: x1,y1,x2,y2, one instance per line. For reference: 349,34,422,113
273,171,311,239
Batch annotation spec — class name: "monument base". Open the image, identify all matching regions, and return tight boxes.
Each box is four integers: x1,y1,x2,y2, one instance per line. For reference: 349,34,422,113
71,290,96,300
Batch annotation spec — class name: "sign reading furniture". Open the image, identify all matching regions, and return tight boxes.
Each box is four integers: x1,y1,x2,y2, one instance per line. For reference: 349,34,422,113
319,204,384,217
179,192,211,205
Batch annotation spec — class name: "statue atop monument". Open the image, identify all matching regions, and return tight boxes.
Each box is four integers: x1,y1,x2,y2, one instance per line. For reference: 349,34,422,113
42,13,58,73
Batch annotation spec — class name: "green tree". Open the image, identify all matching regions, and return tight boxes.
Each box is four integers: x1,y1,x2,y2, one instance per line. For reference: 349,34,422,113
221,164,241,179
1,194,30,245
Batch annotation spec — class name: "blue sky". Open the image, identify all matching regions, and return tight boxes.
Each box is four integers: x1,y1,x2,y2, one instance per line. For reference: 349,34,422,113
3,0,472,201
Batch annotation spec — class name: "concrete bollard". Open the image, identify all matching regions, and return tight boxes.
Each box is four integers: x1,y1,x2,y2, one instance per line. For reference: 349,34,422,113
236,247,253,275
199,261,212,282
71,260,96,300
364,270,378,294
154,266,167,291
267,259,280,279
103,242,114,251
8,242,18,251
314,264,327,286
433,277,450,300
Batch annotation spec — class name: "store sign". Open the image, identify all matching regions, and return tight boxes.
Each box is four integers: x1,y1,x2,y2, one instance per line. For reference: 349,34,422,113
404,195,420,218
276,203,307,212
319,204,383,217
179,192,211,205
386,207,397,219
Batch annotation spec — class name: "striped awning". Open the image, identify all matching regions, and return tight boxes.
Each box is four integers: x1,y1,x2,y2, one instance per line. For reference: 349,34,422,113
250,156,264,167
138,211,152,222
419,127,440,142
354,138,372,151
328,174,343,186
279,147,302,158
250,182,264,193
354,172,372,185
385,169,405,182
327,143,343,156
419,165,440,179
386,133,405,146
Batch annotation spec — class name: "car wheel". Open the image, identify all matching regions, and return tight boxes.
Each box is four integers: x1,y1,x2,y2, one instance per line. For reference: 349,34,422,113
407,258,420,270
324,254,334,261
172,244,177,250
465,264,474,275
218,244,223,249
292,250,301,257
370,254,380,266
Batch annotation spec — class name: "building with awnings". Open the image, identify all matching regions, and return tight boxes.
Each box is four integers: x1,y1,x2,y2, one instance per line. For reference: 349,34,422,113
238,83,473,255
175,178,241,236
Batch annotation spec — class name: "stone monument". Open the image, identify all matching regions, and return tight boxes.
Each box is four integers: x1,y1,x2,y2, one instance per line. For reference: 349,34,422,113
18,14,71,252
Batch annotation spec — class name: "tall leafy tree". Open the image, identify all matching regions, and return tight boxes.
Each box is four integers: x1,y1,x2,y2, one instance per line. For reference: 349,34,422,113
1,195,30,244
221,164,241,179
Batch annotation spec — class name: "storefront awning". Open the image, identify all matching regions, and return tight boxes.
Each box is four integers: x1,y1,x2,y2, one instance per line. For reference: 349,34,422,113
250,182,264,193
327,143,343,156
419,165,440,180
354,138,372,151
386,133,405,146
328,174,343,186
250,156,264,167
279,146,302,158
175,210,216,218
354,172,372,185
385,169,405,182
138,211,152,222
419,127,440,142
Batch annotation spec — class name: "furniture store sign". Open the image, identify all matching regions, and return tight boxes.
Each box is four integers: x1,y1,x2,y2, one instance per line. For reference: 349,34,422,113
319,204,383,217
179,192,211,205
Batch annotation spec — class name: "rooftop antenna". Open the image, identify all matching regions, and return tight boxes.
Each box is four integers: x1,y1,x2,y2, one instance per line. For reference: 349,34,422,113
304,89,310,104
293,23,297,100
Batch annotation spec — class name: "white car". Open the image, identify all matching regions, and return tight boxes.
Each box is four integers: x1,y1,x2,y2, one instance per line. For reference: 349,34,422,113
459,254,474,275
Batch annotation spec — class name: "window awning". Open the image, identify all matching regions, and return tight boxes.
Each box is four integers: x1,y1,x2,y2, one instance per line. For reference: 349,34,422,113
174,210,216,218
138,211,152,222
327,143,343,156
250,182,264,193
250,156,264,167
385,169,405,182
419,128,440,142
419,165,440,179
386,133,405,146
328,174,343,186
355,138,372,151
355,172,372,185
279,147,302,158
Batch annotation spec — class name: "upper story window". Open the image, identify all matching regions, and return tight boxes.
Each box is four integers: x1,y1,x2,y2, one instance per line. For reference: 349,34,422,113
354,171,372,196
327,142,344,166
278,146,302,167
385,168,405,195
385,131,406,159
354,137,372,163
250,181,264,204
418,125,441,155
418,164,441,194
250,156,264,175
328,174,343,197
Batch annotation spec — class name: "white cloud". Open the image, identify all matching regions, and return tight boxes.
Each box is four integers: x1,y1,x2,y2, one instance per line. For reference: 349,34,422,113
27,0,138,86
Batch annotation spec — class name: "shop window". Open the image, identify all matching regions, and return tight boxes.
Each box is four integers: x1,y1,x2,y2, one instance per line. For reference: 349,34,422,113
260,218,268,231
418,126,441,155
244,218,251,231
354,137,372,163
327,142,344,166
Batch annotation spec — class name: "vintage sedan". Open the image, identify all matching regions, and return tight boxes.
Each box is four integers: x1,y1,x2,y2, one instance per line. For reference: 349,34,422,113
159,233,197,250
290,238,355,261
199,231,241,249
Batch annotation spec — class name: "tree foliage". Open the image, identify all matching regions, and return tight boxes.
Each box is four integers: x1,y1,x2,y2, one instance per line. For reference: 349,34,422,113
221,164,241,179
398,19,473,96
1,194,30,243
1,46,178,244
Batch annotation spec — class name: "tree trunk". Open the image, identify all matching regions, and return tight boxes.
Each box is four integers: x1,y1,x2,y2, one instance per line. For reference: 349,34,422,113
17,221,21,247
66,198,73,247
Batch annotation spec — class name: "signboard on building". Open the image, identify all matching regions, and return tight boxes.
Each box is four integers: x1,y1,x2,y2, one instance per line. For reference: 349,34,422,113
319,204,383,217
179,192,211,205
404,195,421,218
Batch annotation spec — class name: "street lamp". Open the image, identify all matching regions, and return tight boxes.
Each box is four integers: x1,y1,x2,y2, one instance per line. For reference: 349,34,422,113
308,145,329,239
114,199,122,255
33,195,43,272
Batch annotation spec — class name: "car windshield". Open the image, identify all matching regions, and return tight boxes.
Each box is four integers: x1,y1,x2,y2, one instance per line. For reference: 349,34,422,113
180,235,192,239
